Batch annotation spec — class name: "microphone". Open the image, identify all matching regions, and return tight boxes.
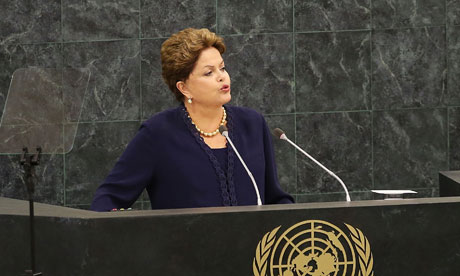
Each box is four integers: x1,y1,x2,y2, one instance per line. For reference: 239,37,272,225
272,128,351,202
219,125,262,206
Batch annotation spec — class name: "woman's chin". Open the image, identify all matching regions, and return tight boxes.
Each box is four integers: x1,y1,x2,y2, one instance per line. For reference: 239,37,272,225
221,93,231,104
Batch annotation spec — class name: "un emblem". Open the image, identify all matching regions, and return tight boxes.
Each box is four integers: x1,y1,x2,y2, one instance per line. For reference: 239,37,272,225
253,220,374,276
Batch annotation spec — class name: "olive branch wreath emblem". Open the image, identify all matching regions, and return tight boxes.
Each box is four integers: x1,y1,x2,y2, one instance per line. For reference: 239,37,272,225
345,224,374,276
252,225,281,276
252,223,374,276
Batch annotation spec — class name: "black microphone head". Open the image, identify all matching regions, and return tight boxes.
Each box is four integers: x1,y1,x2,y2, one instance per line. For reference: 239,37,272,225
272,128,285,139
219,125,228,134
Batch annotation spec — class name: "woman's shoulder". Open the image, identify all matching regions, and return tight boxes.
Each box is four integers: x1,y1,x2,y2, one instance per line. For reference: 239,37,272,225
226,105,268,136
226,105,264,121
142,105,183,130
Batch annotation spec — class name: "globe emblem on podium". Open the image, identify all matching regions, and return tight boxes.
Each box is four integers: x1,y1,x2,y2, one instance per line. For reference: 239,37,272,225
270,220,356,276
253,220,373,276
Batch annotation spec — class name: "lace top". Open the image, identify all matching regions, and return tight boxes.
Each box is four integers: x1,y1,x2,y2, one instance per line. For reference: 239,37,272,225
181,105,238,206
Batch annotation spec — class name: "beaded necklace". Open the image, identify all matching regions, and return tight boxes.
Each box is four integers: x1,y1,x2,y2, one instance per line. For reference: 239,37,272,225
188,106,226,137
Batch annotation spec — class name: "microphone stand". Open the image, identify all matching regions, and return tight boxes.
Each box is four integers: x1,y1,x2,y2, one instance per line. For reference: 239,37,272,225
20,147,43,276
219,126,262,205
273,129,351,202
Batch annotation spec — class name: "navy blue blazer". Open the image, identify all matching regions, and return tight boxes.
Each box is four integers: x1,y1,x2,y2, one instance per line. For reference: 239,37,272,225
90,104,294,211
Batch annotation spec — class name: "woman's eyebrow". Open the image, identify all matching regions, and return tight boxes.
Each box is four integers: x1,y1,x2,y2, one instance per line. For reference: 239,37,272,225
203,60,224,68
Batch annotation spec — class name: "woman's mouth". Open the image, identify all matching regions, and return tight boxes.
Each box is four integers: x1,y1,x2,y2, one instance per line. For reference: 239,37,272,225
221,84,230,92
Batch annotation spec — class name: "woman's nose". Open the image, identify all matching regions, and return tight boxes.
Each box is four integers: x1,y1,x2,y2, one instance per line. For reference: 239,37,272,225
217,72,224,82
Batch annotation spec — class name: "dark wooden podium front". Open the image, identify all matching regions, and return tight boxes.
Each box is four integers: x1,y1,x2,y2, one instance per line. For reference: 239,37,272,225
1,196,460,276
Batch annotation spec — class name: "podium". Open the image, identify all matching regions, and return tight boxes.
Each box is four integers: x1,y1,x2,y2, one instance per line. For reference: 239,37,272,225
1,196,460,276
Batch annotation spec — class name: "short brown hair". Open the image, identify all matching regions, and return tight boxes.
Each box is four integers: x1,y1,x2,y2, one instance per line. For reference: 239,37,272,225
161,28,226,102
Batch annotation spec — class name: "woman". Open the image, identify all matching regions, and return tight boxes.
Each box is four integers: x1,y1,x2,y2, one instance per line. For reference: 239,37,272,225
90,28,294,211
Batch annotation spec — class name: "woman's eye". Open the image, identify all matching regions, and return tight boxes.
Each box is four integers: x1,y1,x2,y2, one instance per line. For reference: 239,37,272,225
204,71,212,76
220,67,226,71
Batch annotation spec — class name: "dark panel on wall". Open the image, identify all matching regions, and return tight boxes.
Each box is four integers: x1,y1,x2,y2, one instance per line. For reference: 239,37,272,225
265,114,296,194
141,0,216,38
373,108,448,190
296,112,372,194
448,26,460,106
141,38,177,118
0,155,64,205
372,27,446,110
295,31,371,112
217,0,292,35
62,0,140,41
223,34,294,114
448,0,460,25
63,40,141,122
0,0,61,44
372,0,445,29
64,121,140,206
295,0,371,31
449,107,460,170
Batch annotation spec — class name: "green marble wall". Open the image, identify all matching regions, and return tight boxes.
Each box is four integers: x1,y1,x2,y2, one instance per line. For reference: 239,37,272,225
0,1,459,208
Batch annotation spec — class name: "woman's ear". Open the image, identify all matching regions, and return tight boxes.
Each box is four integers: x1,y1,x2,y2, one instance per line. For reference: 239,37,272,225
176,81,191,99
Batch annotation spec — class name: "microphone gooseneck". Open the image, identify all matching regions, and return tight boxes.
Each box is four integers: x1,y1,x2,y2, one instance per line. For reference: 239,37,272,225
273,128,351,202
219,125,262,206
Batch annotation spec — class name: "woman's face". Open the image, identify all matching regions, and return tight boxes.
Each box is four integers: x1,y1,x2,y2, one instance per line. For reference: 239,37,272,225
178,47,231,108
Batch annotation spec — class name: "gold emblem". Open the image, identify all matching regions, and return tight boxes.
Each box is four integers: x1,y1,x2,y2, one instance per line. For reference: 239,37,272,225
253,220,374,276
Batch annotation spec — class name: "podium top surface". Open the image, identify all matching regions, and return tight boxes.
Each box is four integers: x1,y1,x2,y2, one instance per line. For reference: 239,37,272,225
440,170,460,182
2,196,460,219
